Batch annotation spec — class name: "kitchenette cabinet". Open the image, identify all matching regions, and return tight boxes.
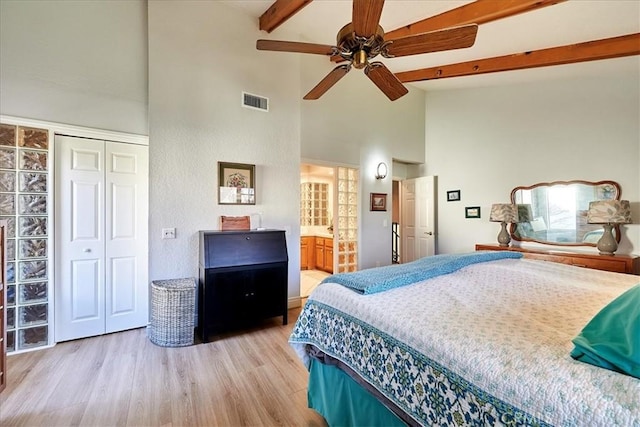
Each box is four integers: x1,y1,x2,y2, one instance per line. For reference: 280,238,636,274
313,237,333,273
301,236,314,270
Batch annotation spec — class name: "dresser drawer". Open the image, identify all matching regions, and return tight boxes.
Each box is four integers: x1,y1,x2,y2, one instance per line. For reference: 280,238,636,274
475,244,639,275
568,257,628,273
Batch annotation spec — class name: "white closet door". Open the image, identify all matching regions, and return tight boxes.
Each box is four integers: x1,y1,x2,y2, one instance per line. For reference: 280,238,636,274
55,136,106,341
105,141,148,333
55,136,148,342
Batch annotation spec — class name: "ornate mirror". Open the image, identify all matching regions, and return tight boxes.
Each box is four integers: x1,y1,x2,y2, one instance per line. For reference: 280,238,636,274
510,180,621,246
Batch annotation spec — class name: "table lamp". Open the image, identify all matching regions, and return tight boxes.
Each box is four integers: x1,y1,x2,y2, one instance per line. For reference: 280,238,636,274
587,200,632,255
490,204,519,247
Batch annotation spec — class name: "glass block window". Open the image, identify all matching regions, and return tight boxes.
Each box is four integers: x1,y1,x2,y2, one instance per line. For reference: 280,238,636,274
336,167,358,273
300,182,329,226
0,123,50,352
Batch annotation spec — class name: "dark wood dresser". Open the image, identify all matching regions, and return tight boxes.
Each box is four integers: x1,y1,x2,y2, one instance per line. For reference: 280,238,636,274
475,244,640,275
198,229,288,342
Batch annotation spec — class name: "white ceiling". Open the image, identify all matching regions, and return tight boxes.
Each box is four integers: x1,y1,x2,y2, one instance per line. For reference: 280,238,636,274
225,0,640,92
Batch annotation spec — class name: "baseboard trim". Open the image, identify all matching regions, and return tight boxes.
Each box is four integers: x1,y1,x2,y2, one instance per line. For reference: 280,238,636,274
288,296,302,309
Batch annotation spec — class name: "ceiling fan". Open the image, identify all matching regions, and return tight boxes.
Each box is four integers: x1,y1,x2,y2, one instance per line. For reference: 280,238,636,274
256,0,477,101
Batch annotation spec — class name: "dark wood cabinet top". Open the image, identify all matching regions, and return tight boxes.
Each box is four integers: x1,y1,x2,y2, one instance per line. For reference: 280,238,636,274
199,229,288,269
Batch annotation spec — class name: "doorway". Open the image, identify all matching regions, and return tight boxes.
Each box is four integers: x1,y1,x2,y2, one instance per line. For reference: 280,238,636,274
398,176,436,263
392,180,400,263
299,164,360,296
300,163,334,297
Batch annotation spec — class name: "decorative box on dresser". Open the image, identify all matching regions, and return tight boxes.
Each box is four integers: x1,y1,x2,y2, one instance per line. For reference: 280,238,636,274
198,230,288,343
475,244,640,275
0,220,6,393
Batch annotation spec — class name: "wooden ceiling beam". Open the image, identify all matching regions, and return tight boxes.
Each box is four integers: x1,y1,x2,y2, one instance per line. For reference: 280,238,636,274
259,0,313,33
385,0,567,39
396,33,640,83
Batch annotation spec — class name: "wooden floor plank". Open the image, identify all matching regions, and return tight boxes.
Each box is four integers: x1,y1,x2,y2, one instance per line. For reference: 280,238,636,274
1,308,326,427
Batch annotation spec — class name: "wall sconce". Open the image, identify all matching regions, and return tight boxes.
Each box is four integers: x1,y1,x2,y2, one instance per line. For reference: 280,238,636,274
489,203,519,247
375,162,387,180
587,200,631,255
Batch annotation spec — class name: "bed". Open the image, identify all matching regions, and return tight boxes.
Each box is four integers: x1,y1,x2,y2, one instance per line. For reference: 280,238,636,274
289,252,640,427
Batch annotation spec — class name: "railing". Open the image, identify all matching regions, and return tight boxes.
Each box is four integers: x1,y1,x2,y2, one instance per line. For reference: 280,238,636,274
392,222,399,264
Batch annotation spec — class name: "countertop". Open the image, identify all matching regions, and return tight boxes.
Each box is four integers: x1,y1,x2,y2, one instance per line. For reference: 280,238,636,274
301,233,334,239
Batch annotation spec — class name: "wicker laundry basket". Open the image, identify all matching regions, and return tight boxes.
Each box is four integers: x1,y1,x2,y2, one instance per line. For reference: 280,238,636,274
149,278,196,347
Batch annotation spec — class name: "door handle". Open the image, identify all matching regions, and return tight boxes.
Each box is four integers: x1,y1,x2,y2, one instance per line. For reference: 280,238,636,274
424,231,433,235
84,248,92,253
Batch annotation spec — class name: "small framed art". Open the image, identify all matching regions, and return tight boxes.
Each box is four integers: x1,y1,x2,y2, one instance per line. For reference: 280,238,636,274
465,206,481,219
218,161,255,205
447,190,461,202
370,193,387,211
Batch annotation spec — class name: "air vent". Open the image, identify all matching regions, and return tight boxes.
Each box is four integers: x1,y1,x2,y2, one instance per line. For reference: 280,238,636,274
242,92,269,112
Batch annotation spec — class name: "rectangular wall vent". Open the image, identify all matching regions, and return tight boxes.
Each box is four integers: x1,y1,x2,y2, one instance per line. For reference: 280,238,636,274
242,92,269,112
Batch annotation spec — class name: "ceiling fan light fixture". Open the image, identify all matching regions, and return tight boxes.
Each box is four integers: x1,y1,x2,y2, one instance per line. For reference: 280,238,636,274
255,0,478,101
353,50,368,69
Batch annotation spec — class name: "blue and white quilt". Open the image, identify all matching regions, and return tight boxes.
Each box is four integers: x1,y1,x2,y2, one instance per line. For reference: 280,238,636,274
290,257,640,427
321,251,522,294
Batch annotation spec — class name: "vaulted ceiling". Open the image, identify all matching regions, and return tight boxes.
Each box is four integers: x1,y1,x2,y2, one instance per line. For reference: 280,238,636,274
226,0,639,93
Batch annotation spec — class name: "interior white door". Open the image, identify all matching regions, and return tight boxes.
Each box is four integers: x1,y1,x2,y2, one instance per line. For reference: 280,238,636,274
104,141,149,333
401,176,435,263
55,136,148,342
401,179,416,263
415,176,436,259
55,136,106,341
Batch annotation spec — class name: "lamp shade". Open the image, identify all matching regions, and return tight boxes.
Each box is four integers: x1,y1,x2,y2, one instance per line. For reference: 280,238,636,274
587,200,632,224
489,204,518,223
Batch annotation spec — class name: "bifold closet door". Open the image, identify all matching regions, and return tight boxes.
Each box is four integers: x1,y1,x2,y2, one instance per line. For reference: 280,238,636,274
55,135,148,342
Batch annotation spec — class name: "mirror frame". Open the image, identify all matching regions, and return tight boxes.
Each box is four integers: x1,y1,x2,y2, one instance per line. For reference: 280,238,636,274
509,180,621,247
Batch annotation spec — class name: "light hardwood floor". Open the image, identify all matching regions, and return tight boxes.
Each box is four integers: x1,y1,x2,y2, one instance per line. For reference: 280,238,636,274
300,270,330,297
0,308,327,427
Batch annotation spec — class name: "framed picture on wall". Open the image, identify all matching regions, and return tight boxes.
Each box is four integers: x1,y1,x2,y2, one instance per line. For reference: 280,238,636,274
218,162,255,205
465,206,481,219
370,193,387,211
447,190,461,202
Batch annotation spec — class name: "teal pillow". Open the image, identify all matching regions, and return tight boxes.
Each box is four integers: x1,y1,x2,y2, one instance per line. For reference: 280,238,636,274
571,284,640,379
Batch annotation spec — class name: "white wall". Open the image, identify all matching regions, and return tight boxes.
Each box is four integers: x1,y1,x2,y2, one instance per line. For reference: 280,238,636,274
299,55,427,269
148,1,303,299
0,0,424,301
7,0,636,305
0,0,148,135
425,74,640,255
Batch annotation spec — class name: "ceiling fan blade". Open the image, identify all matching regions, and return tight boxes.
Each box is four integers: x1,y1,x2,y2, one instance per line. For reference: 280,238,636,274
257,39,335,56
352,0,384,37
304,64,351,100
364,62,408,101
385,24,478,58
